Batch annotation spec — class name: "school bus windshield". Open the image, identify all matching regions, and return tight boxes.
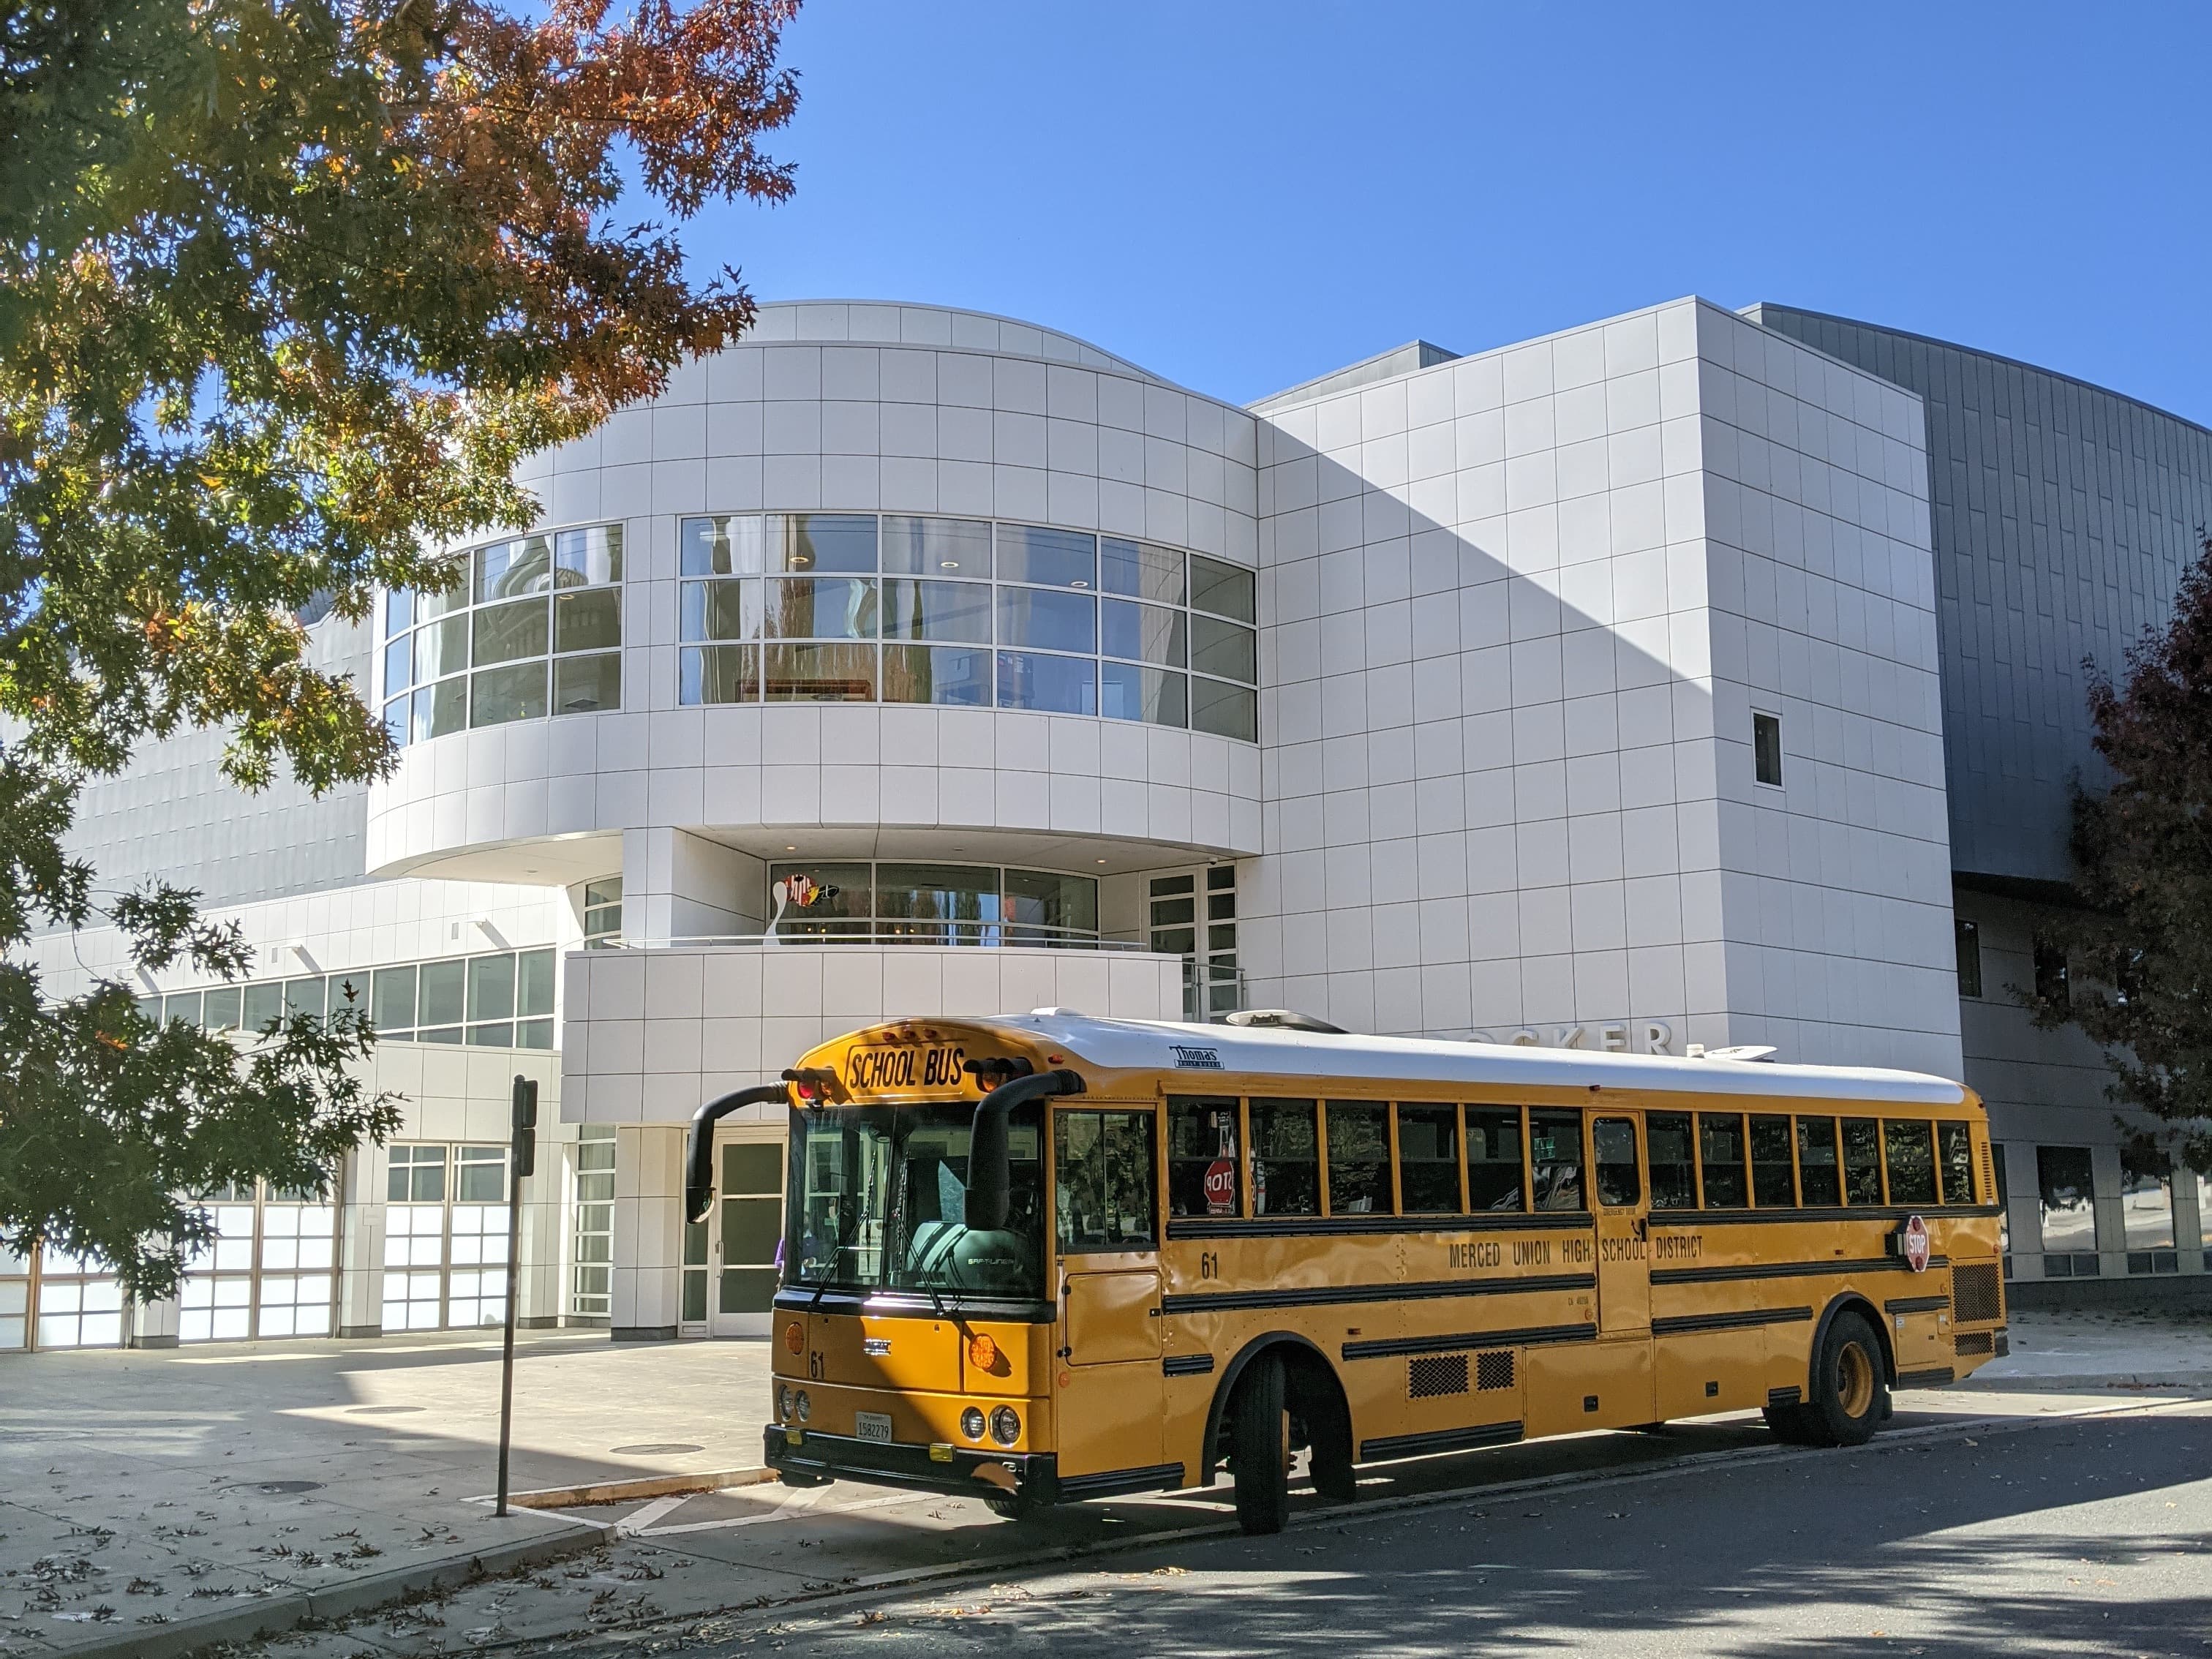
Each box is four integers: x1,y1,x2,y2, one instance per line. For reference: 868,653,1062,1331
786,1102,1046,1303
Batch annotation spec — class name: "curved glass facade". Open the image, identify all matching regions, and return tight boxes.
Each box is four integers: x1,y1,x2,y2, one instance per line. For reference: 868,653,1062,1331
381,524,625,745
679,514,1258,741
765,859,1099,945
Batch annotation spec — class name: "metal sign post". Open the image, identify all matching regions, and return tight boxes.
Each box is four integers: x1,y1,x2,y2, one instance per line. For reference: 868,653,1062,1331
494,1075,538,1519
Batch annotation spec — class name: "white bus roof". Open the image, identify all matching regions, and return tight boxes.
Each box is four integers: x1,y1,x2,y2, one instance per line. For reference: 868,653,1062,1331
989,1012,1968,1109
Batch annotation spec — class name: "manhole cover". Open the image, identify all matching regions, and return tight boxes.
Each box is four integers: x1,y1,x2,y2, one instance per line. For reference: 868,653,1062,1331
344,1405,424,1415
249,1481,323,1495
612,1443,702,1456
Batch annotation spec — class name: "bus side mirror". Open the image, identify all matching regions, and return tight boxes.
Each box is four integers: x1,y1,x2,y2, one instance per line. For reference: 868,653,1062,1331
966,1107,1010,1232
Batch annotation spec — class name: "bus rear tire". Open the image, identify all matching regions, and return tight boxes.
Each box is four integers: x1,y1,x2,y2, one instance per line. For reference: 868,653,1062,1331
1232,1353,1292,1535
1801,1310,1887,1448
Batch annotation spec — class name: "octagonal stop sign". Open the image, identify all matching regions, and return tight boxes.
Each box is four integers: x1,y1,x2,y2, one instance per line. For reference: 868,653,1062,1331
1901,1212,1930,1273
1204,1158,1236,1216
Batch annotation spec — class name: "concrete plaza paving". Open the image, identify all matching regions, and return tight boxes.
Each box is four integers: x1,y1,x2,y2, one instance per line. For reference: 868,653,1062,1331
0,1329,772,1658
0,1309,2205,1658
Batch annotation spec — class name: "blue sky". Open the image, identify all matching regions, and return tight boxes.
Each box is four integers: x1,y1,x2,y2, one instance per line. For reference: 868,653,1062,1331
685,2,2212,422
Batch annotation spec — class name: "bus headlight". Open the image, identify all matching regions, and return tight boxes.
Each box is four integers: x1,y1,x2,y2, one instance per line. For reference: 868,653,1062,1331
960,1407,986,1441
794,1389,811,1423
988,1406,1020,1447
778,1385,795,1421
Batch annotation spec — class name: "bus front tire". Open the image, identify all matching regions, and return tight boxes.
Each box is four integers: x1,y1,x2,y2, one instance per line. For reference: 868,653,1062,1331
1771,1310,1888,1448
1231,1353,1293,1535
984,1492,1035,1520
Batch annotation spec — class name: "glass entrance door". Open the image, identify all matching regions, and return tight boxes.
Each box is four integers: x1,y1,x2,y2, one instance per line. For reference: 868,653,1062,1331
710,1140,785,1336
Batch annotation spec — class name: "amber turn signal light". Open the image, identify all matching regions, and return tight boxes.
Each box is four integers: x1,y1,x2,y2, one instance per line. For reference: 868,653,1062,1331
967,1333,998,1370
783,1321,805,1355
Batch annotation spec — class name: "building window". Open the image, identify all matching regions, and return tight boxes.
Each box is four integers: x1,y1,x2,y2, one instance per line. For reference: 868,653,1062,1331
181,1183,257,1342
1955,918,1982,998
31,1249,122,1350
2034,938,2069,1009
2121,1149,2178,1275
1752,710,1783,787
163,949,555,1051
583,879,622,948
447,1146,512,1327
383,1143,510,1331
180,1182,338,1343
255,1191,338,1338
765,861,1098,946
0,1240,28,1351
2035,1145,2099,1277
677,514,1258,740
1151,866,1241,1018
380,522,625,745
717,1143,785,1317
571,1126,615,1322
1993,1146,2011,1274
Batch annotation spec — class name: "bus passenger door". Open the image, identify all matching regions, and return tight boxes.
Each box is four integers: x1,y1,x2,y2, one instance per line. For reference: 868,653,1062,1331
1590,1116,1655,1422
1052,1107,1164,1482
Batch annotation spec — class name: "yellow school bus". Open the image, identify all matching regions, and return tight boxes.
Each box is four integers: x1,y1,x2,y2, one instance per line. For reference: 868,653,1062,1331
686,1011,2006,1535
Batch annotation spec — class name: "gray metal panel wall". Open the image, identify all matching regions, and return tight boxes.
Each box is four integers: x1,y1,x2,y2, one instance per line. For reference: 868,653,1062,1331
1748,304,2212,886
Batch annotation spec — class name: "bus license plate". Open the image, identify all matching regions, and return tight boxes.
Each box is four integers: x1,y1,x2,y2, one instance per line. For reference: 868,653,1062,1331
854,1412,892,1443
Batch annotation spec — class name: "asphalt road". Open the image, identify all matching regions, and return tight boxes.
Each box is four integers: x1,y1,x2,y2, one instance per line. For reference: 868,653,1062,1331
721,1399,2212,1658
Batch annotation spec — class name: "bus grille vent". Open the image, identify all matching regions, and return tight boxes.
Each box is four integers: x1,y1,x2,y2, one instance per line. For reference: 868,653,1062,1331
1980,1142,1996,1207
1954,1331,1993,1358
1408,1354,1470,1400
1475,1350,1516,1391
1951,1263,2004,1325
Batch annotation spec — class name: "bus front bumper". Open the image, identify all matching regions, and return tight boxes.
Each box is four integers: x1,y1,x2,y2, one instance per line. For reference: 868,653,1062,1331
764,1425,1058,1505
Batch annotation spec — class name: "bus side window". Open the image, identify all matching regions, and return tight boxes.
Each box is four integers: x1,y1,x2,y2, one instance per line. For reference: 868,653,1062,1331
1884,1120,1938,1206
1592,1118,1641,1207
1396,1105,1461,1214
1647,1112,1696,1209
1167,1096,1242,1219
1054,1109,1157,1254
1250,1099,1320,1217
1841,1118,1883,1205
1467,1108,1526,1212
1937,1121,1975,1205
1529,1109,1583,1211
1698,1113,1749,1208
1324,1102,1392,1215
1750,1114,1797,1207
1797,1116,1842,1206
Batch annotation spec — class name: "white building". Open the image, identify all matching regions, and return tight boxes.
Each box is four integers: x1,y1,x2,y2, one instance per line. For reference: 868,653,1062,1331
13,293,2203,1354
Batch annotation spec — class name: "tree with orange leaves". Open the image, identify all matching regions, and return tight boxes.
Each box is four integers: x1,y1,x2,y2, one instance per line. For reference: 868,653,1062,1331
0,0,801,1296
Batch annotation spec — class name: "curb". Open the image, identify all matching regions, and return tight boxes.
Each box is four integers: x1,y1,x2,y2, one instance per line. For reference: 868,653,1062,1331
1954,1369,2212,1393
485,1464,776,1511
50,1515,618,1659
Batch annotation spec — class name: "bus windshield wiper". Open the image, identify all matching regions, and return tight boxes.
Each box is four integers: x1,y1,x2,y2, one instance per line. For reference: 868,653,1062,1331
807,1204,868,1313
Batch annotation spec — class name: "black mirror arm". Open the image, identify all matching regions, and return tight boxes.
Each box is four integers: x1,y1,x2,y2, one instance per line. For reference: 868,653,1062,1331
684,1084,795,1223
966,1068,1086,1231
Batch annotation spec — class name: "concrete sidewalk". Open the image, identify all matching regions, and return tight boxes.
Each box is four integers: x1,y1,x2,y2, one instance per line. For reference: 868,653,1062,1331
0,1329,772,1658
1964,1306,2212,1391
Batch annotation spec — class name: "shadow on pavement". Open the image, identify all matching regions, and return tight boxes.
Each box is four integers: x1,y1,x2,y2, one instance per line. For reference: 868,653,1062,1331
750,1410,2212,1658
